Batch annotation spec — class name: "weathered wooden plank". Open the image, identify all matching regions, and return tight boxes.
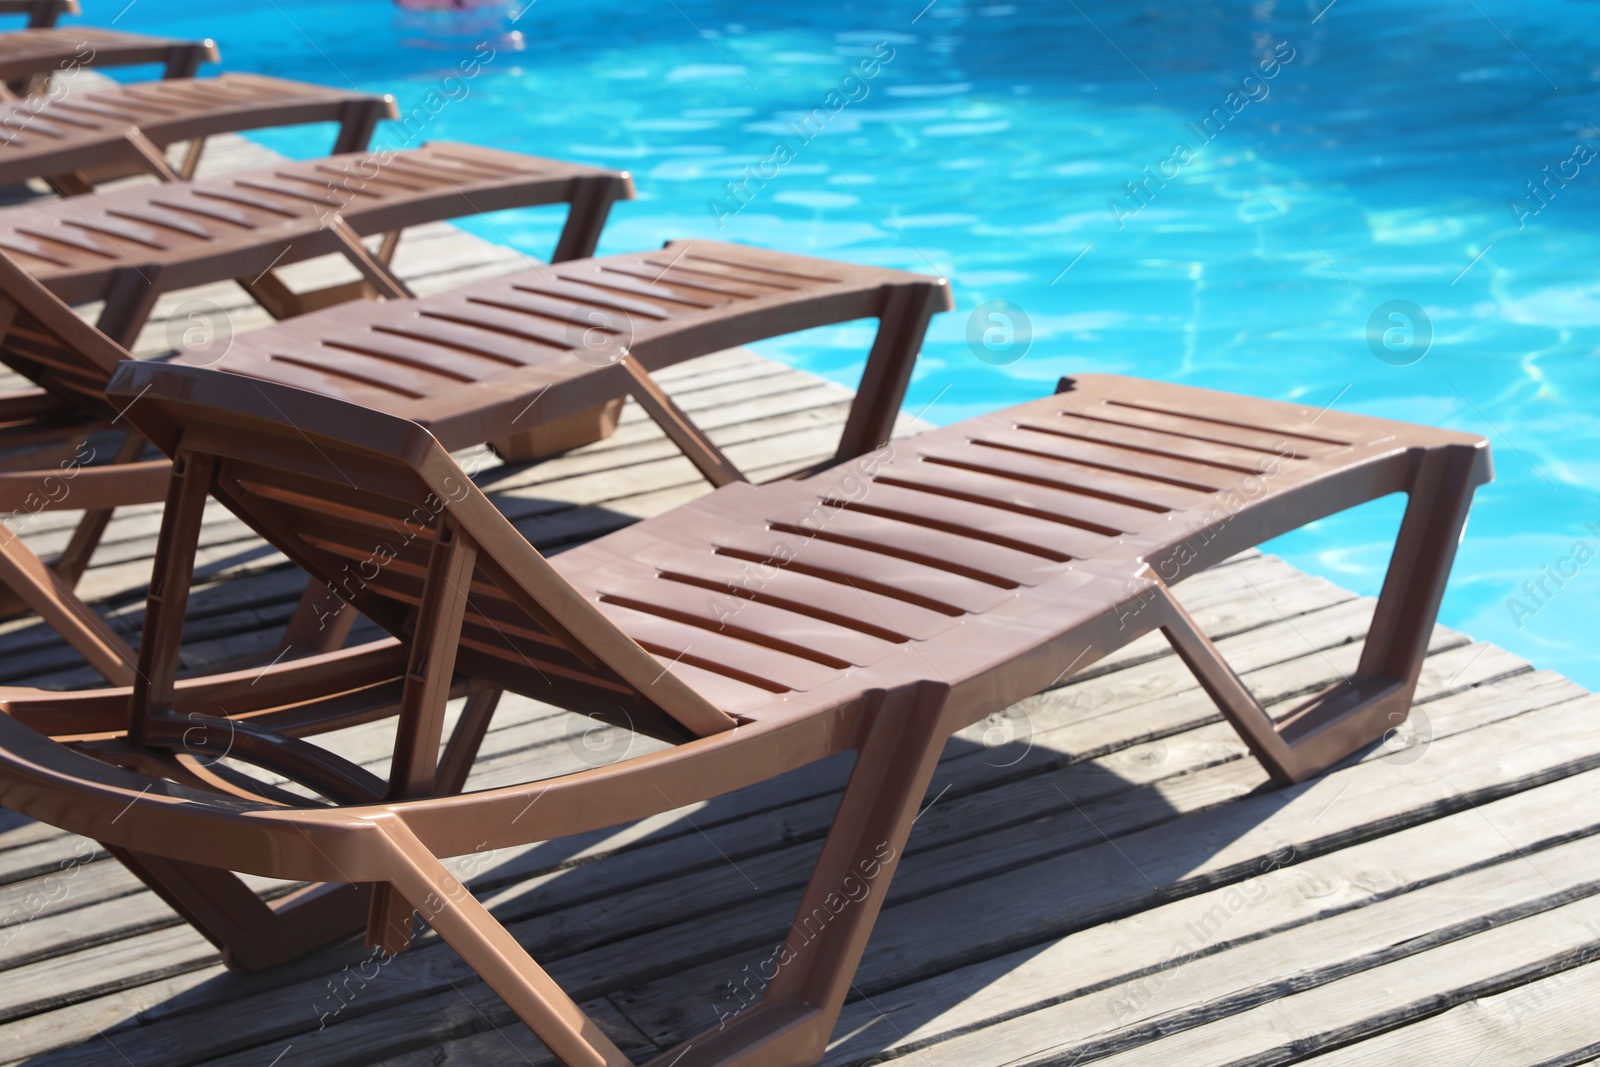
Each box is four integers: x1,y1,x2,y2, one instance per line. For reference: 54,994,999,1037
857,795,1600,1066
1295,956,1600,1066
82,744,1600,1067
606,670,1585,1047
1076,893,1600,1067
818,735,1600,1065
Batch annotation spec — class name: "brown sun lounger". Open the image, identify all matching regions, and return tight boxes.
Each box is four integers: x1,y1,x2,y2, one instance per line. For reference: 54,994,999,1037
0,73,399,195
0,238,945,683
0,26,216,93
0,140,636,340
0,0,78,29
0,355,1489,1066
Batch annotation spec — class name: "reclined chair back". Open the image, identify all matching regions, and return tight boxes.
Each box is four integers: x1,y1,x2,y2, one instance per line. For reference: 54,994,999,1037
0,247,126,412
107,360,735,801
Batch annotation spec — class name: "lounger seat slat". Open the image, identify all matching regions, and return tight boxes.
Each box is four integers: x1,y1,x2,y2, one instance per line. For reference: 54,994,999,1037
269,345,481,396
58,215,165,249
0,236,68,267
1062,403,1343,460
12,223,114,257
33,97,146,124
373,320,561,366
681,245,850,284
474,286,675,330
1016,413,1291,476
316,336,527,382
603,259,791,300
105,205,217,240
823,480,1108,561
645,551,960,641
558,264,719,309
878,459,1157,535
148,193,279,228
1099,394,1356,446
509,278,683,321
646,659,788,712
421,299,588,350
707,525,1022,614
762,504,1060,587
189,183,311,217
599,577,907,667
1084,399,1353,456
639,258,805,294
912,440,1200,512
597,261,758,304
272,353,444,400
593,601,834,692
979,425,1234,492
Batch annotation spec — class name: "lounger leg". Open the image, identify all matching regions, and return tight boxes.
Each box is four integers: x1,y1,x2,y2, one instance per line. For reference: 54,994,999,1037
834,283,945,463
647,682,953,1067
110,847,371,970
332,99,390,155
25,0,65,28
377,230,402,265
279,578,358,655
179,137,206,181
0,525,135,684
437,689,504,795
551,175,629,263
366,517,482,954
373,816,635,1066
1158,442,1489,783
51,432,148,590
43,170,95,197
490,398,625,463
163,45,207,80
1356,445,1485,698
95,264,164,350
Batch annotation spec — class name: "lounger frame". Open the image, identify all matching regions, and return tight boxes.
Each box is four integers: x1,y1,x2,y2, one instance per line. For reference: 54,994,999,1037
0,232,946,682
0,355,1489,1067
0,0,78,29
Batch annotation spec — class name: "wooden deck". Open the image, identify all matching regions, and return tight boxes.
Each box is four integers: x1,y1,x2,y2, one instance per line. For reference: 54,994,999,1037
1,128,1598,1067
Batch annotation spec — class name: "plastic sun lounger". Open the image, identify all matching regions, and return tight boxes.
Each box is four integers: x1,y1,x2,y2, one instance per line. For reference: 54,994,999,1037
0,140,636,337
0,238,946,684
0,0,79,30
0,73,400,195
0,355,1490,1067
0,26,217,92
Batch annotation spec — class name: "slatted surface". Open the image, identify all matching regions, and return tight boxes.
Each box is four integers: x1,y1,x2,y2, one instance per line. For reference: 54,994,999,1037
0,74,393,184
0,131,1596,1067
551,378,1472,719
196,239,928,448
0,27,215,83
0,141,618,303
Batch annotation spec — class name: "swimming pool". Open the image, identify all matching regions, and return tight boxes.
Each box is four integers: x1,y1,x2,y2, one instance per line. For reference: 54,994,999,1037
105,0,1600,687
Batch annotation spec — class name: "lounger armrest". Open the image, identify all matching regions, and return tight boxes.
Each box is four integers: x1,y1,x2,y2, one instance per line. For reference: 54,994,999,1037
0,386,66,422
0,457,169,511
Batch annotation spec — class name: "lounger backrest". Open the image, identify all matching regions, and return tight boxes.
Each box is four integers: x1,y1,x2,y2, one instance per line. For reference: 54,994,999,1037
0,246,125,411
107,359,735,741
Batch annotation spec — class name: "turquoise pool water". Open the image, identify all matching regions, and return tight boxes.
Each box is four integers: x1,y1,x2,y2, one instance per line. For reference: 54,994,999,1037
104,0,1599,687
